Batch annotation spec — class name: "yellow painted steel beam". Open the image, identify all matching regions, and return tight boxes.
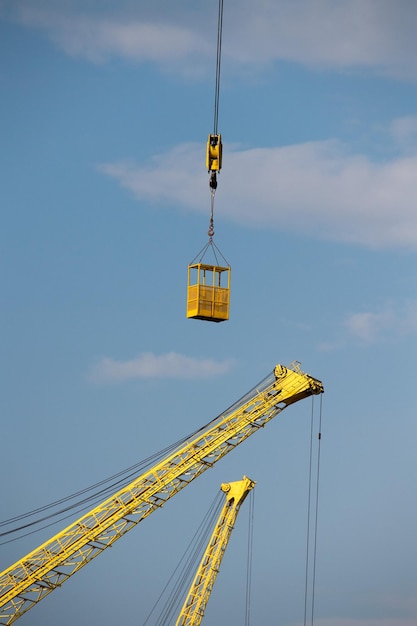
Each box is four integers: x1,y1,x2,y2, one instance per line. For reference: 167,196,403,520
0,362,323,625
176,476,255,626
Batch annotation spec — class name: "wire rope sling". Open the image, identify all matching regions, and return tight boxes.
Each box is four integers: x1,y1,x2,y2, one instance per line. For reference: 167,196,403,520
186,0,231,323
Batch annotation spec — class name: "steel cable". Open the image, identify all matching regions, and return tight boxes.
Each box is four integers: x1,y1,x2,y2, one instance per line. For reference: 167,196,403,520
245,488,255,626
303,395,324,626
213,0,224,136
143,491,224,625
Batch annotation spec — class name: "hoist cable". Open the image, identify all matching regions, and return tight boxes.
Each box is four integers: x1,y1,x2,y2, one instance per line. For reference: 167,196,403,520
303,397,315,626
245,488,255,626
207,0,224,240
310,394,323,626
213,0,224,136
303,395,324,626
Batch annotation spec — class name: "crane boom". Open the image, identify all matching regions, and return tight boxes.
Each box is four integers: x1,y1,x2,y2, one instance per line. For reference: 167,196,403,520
0,362,323,625
176,476,255,626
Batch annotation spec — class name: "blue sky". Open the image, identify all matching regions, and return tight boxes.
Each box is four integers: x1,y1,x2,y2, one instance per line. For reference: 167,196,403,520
1,1,416,625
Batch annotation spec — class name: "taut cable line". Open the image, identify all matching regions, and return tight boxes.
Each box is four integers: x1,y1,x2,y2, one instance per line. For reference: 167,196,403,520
303,395,324,626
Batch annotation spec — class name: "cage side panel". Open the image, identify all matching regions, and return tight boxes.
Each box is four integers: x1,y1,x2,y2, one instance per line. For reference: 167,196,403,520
187,266,230,321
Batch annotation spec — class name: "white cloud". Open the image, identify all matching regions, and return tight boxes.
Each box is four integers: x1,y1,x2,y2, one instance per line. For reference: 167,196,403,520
345,310,395,343
98,139,417,250
229,0,417,80
345,300,417,343
10,1,417,80
13,5,212,72
90,352,234,383
389,115,417,149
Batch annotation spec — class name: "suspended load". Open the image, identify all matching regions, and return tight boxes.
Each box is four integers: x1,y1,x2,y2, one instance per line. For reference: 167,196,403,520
187,0,230,323
187,151,230,323
187,249,230,323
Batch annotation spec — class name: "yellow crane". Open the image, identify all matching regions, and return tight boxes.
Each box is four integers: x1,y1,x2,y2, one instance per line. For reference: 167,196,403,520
0,362,323,625
176,476,255,626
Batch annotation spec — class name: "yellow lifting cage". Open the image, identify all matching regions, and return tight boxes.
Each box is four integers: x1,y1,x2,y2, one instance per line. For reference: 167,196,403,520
187,261,231,322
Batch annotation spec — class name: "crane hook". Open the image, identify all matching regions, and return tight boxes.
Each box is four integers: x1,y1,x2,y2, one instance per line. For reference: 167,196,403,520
209,171,218,191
